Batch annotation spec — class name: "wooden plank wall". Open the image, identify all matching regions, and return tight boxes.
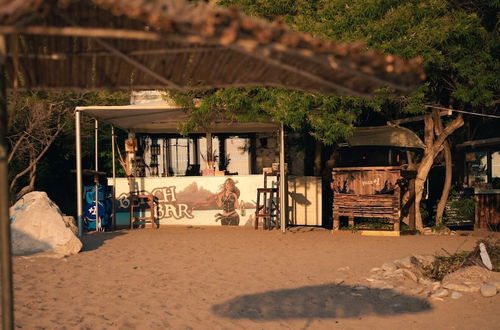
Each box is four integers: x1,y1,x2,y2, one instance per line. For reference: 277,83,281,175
476,193,500,229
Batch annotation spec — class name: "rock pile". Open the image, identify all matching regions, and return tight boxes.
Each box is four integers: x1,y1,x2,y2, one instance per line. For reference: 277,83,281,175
366,255,500,300
420,227,457,236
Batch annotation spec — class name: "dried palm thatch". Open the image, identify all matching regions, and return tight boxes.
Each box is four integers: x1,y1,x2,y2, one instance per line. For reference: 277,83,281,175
1,0,424,97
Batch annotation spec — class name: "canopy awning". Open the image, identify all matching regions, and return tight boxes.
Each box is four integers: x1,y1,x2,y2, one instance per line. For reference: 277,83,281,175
76,102,278,133
346,126,425,149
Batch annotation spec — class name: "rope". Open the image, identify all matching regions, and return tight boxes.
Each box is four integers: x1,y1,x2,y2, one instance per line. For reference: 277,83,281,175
424,105,500,119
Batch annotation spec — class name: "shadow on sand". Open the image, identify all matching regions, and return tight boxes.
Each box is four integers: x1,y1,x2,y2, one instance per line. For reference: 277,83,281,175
212,283,431,320
80,231,128,252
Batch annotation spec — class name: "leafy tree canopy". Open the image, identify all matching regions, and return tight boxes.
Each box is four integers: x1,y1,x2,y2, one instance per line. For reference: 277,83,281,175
176,0,498,143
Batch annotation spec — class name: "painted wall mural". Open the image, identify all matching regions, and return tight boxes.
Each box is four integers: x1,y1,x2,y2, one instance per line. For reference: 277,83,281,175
113,175,265,226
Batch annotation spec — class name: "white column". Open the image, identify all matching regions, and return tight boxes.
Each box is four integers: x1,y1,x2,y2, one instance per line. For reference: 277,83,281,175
94,119,100,231
279,123,286,233
111,126,116,230
75,110,83,237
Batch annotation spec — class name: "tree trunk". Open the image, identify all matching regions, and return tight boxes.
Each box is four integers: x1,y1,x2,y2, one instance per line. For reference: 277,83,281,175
414,112,463,230
414,151,435,229
435,141,452,225
313,141,322,176
15,162,37,201
432,108,453,226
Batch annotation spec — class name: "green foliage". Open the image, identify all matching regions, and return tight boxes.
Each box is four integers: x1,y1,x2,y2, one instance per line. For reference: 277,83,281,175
415,251,472,281
444,189,476,223
413,238,500,281
170,87,365,144
218,0,498,131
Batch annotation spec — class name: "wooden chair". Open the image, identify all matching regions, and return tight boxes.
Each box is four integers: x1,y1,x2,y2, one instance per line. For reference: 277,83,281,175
255,171,280,230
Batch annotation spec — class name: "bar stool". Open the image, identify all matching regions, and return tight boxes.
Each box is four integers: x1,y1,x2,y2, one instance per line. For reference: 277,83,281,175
255,171,280,230
127,176,158,229
129,192,158,229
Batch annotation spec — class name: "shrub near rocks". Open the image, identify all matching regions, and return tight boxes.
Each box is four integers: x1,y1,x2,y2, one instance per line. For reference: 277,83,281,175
415,239,499,281
366,239,499,299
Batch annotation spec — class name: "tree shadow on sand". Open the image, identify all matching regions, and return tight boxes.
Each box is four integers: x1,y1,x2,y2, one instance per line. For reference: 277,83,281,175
80,231,127,252
212,283,431,320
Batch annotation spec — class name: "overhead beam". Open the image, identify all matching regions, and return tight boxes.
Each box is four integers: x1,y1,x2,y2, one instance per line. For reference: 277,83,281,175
388,110,451,125
55,13,182,90
8,47,223,59
0,25,163,41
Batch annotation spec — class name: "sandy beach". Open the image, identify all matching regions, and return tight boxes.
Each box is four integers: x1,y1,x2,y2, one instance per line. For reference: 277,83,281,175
8,227,500,329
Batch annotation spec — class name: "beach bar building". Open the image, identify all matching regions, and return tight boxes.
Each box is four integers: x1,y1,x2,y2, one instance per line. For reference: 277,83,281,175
75,92,323,231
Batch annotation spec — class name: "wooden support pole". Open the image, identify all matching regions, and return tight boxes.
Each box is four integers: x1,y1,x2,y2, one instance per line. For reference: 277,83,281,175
0,34,15,330
206,132,212,169
348,215,354,228
409,177,416,231
333,214,340,231
394,219,400,232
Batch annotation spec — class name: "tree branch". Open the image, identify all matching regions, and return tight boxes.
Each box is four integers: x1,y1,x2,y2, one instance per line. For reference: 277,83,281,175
7,131,27,164
9,123,66,191
432,114,464,154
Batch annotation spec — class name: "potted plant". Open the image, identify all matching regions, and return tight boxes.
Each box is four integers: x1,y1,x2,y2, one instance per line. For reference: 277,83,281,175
201,149,218,176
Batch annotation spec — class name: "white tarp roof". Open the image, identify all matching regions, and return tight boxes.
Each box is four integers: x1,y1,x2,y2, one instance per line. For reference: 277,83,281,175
346,125,425,149
76,101,278,134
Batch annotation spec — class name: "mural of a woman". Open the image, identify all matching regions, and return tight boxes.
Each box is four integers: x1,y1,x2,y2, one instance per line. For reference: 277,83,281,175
214,178,240,226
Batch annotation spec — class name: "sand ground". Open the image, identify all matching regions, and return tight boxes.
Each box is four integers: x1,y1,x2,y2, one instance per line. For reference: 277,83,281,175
8,227,500,329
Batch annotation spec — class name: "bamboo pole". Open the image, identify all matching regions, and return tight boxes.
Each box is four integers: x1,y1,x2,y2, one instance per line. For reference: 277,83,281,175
0,34,14,330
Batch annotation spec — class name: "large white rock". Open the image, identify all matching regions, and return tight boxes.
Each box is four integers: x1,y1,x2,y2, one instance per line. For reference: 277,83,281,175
9,192,82,256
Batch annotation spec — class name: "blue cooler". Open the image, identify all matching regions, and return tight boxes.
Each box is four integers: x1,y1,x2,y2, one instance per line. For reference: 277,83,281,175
83,185,112,231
